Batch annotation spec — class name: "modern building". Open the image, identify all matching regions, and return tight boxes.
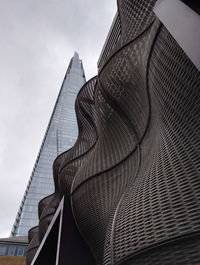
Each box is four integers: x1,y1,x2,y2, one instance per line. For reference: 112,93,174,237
0,236,28,264
0,236,28,257
11,52,86,236
26,1,200,265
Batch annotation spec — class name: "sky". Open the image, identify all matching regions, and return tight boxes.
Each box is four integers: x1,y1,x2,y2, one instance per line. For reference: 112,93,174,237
0,0,117,238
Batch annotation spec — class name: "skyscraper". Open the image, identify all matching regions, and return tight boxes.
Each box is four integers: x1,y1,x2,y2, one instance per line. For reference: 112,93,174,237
11,52,86,236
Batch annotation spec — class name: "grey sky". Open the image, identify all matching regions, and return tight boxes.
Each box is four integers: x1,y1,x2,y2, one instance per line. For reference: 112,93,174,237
0,0,117,237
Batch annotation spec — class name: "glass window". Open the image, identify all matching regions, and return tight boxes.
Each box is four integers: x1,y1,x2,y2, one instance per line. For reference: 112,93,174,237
8,246,16,256
16,246,25,256
0,245,7,255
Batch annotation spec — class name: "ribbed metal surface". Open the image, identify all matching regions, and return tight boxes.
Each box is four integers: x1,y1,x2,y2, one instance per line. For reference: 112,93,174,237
26,227,39,265
98,13,121,70
71,22,160,265
118,0,157,43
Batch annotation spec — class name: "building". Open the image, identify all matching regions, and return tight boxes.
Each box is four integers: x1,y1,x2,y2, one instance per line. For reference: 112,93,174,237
11,52,86,236
0,236,28,265
0,236,28,257
26,1,200,265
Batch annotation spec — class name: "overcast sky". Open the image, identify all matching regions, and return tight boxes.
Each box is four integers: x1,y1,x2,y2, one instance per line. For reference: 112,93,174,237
0,0,117,238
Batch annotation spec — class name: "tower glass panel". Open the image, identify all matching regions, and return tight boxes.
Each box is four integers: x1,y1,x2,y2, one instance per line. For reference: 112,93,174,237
11,52,86,236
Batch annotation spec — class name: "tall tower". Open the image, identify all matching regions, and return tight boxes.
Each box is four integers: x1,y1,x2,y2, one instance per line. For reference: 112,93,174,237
11,52,86,236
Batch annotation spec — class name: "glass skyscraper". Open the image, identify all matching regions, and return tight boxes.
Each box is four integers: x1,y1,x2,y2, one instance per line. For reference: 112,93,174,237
11,52,86,236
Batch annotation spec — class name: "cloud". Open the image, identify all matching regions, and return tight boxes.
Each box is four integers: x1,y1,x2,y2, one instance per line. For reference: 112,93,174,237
0,0,117,237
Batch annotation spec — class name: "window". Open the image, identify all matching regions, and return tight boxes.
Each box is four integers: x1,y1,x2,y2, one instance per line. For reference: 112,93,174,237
7,246,16,256
0,245,7,255
16,246,25,256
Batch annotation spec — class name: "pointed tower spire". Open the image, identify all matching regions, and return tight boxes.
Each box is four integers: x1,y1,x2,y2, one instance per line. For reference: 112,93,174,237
11,53,86,236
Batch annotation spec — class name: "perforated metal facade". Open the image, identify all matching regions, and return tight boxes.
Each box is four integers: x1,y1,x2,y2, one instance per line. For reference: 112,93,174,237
26,1,200,265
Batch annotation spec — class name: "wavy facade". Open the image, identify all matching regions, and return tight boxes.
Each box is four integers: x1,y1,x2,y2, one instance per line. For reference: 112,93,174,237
27,1,200,265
